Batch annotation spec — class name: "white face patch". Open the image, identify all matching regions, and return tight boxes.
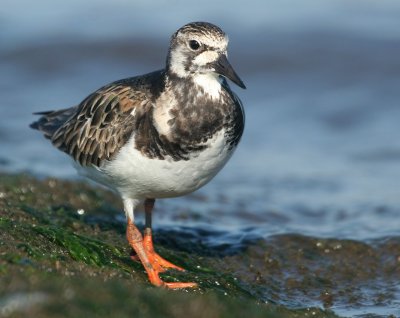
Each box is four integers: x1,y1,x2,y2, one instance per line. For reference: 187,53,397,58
193,51,219,66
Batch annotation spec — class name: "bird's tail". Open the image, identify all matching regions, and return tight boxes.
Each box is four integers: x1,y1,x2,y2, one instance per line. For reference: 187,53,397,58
30,106,77,139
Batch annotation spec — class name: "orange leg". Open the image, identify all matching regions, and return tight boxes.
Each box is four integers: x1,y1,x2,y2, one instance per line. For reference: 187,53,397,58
142,199,185,272
126,199,197,289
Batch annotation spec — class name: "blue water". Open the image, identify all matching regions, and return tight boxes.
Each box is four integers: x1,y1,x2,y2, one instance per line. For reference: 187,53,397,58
1,1,400,316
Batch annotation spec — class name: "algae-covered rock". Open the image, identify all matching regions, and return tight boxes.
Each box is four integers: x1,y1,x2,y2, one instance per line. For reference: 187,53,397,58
0,173,339,317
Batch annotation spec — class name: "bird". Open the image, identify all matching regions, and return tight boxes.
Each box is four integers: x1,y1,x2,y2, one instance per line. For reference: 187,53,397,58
30,21,246,288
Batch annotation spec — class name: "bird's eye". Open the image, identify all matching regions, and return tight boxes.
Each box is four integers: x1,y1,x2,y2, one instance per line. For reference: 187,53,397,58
189,40,200,50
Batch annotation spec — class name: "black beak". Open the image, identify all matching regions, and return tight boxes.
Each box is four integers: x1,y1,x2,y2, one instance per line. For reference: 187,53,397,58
213,54,246,89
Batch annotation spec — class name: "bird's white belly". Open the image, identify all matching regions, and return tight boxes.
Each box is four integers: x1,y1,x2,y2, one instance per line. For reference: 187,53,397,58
77,130,234,200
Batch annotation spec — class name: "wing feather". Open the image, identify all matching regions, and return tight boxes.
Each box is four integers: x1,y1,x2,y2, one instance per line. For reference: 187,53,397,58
59,84,150,166
33,83,151,167
31,70,169,165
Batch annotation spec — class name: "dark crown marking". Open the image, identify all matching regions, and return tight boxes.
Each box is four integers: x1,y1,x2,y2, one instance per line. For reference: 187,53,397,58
173,22,226,39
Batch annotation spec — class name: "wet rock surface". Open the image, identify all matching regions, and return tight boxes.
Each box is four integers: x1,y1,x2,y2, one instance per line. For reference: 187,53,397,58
1,173,398,317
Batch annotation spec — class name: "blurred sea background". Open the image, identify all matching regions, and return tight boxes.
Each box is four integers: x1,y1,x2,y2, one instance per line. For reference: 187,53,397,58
1,0,400,316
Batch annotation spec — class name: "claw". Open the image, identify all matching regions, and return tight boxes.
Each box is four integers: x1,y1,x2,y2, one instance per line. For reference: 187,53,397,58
164,282,198,289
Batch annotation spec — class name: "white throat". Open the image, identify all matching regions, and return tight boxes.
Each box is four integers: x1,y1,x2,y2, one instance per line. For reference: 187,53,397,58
192,73,223,100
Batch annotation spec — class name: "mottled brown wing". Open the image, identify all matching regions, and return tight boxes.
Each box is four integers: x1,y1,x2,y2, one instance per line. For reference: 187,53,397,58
51,84,149,167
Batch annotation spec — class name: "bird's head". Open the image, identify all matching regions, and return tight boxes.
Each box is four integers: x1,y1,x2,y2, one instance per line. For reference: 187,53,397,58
167,22,246,90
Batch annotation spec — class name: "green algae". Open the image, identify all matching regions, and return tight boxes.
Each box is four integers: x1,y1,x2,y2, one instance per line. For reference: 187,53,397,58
0,173,339,318
32,226,126,268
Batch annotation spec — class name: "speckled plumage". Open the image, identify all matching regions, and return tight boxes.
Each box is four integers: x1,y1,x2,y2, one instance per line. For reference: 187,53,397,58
31,20,245,208
31,22,246,288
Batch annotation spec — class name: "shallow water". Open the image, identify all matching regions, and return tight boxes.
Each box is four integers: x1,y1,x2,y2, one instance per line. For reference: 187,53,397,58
1,1,400,316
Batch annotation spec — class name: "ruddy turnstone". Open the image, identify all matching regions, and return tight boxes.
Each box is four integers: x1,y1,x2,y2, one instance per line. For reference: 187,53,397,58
31,22,245,288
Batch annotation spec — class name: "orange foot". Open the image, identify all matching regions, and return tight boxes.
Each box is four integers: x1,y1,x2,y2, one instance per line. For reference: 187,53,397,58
131,230,185,273
127,220,197,289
